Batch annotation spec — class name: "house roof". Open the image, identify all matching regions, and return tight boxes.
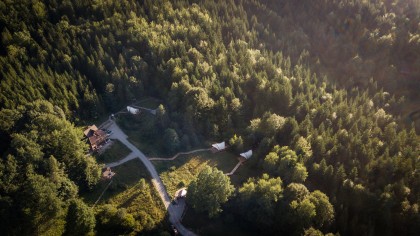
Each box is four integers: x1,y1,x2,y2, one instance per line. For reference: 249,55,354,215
240,150,253,159
88,129,107,145
84,125,98,137
212,141,226,150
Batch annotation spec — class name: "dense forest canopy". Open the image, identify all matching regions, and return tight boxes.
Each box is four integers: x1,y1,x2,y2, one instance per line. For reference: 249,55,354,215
0,0,419,235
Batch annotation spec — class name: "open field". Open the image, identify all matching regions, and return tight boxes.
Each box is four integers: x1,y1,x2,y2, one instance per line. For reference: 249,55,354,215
83,158,167,234
81,158,151,204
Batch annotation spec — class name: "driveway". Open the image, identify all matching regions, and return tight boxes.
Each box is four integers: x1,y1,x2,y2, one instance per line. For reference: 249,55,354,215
105,120,196,236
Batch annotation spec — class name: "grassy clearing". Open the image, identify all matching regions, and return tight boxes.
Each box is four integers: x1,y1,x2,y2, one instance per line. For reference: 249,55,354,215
82,158,151,204
128,136,161,157
118,112,165,156
159,157,209,198
107,178,167,233
229,161,260,187
156,151,239,197
95,139,131,164
82,158,167,234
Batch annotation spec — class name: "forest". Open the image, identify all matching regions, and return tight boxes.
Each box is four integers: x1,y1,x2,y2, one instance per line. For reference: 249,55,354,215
0,0,419,235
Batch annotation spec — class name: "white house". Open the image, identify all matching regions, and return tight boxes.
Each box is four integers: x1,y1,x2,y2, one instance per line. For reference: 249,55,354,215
240,150,253,160
211,141,226,152
127,106,140,115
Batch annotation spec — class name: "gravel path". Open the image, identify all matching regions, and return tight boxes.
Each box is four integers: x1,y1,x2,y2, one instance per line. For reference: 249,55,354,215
226,161,243,176
105,120,196,236
148,148,211,161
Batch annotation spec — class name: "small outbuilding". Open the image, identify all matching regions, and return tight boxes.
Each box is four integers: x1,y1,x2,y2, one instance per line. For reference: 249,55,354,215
84,125,107,151
102,167,115,179
240,150,253,161
211,141,226,152
127,106,140,115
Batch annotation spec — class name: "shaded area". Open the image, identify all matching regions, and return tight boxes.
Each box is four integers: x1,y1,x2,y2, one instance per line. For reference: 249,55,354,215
95,139,131,164
182,209,255,236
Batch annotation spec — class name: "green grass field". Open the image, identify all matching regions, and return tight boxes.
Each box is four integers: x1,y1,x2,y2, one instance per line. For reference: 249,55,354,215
118,111,166,157
95,139,131,164
82,158,167,233
82,158,151,204
155,151,241,197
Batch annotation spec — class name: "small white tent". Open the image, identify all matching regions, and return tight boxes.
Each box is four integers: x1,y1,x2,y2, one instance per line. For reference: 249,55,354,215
127,106,140,115
240,150,253,160
179,189,187,198
212,141,226,151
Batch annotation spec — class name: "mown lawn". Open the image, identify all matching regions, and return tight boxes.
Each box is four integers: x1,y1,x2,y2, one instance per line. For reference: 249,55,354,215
95,139,131,164
155,151,240,197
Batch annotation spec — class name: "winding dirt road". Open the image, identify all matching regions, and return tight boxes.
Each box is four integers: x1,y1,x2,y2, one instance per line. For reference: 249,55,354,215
104,120,196,236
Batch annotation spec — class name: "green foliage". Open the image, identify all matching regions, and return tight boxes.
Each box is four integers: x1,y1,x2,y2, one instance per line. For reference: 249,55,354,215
187,166,234,217
21,170,67,235
308,191,335,228
284,183,310,202
264,146,308,183
229,134,244,153
304,227,324,236
289,198,316,230
163,128,180,154
0,101,101,234
65,199,95,236
238,174,283,228
96,204,136,234
0,0,419,234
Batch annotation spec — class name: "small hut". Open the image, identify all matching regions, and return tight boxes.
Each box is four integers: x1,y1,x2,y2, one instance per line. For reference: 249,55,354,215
240,150,253,161
211,141,226,152
178,189,187,198
127,106,140,115
102,167,115,179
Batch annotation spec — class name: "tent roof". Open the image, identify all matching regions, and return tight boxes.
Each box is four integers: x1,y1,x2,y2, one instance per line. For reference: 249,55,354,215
240,150,253,159
212,141,226,150
127,106,140,114
180,189,187,197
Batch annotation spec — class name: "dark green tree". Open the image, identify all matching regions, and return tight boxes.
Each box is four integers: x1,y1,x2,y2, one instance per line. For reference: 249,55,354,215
187,166,234,217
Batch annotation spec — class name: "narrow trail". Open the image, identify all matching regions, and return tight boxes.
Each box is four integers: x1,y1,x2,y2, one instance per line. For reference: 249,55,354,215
226,161,243,176
104,120,196,236
105,152,137,168
148,148,211,161
131,105,157,115
94,180,113,206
